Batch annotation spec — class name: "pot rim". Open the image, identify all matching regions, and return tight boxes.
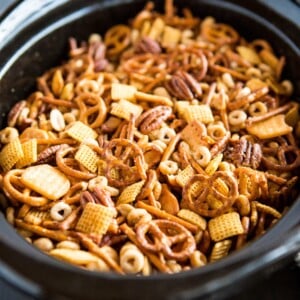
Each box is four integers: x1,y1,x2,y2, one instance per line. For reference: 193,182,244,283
0,0,299,299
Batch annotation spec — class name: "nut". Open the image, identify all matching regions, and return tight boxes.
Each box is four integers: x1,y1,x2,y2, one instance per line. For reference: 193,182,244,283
165,75,194,100
7,100,27,127
50,108,66,131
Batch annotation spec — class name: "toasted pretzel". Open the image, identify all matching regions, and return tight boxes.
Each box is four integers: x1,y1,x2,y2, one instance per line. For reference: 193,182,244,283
56,146,96,180
75,93,107,128
3,169,48,207
136,219,196,261
104,25,131,58
183,171,238,217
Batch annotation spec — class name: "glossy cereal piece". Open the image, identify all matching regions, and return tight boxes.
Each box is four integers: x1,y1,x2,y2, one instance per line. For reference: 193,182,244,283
175,165,195,187
49,248,101,266
205,153,223,175
208,212,244,242
117,180,145,205
183,105,214,124
21,164,70,200
66,121,98,142
177,209,207,230
210,239,232,262
24,208,50,225
0,137,24,172
110,99,143,120
75,144,99,173
16,139,37,168
76,202,116,235
111,83,137,101
246,114,292,139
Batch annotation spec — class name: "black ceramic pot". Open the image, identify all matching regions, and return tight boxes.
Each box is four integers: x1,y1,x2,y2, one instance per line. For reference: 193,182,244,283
0,1,299,300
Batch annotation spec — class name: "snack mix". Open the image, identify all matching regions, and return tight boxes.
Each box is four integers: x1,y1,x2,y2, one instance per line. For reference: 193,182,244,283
0,0,299,275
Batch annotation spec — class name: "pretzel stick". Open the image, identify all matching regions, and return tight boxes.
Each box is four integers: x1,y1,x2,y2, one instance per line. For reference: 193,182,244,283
120,223,171,273
76,233,124,274
210,65,249,81
136,201,198,233
15,219,74,242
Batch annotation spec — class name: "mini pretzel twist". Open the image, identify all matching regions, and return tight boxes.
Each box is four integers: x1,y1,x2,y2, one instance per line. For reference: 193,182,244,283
104,25,131,58
183,171,238,217
136,219,196,261
3,169,48,207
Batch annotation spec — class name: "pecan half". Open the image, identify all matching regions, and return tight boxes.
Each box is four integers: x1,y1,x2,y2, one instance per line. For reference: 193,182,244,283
36,145,62,165
165,75,194,100
135,37,162,54
224,137,262,169
7,100,27,127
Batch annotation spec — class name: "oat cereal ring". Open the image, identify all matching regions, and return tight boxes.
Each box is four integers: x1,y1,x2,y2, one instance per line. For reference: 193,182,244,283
136,219,196,261
50,202,72,221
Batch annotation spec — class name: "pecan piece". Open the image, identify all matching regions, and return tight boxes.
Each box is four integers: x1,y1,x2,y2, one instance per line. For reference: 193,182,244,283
7,100,27,127
224,137,262,169
36,145,62,165
135,37,161,54
165,74,194,100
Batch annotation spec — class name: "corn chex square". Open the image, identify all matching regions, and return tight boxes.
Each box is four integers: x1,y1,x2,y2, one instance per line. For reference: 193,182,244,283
111,83,137,101
16,139,38,168
75,144,99,173
183,105,214,124
110,99,143,121
66,121,97,142
21,164,70,200
175,165,195,187
208,212,244,242
76,202,116,235
0,138,24,172
117,180,145,205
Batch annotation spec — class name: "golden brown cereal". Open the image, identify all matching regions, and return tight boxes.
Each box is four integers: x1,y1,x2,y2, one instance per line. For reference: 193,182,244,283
117,180,145,205
76,202,116,235
208,212,244,242
21,164,70,200
111,83,137,101
75,144,99,173
24,209,50,225
183,105,214,124
177,209,207,230
16,139,37,169
66,121,97,142
0,138,24,172
246,114,293,139
210,239,232,262
110,99,143,121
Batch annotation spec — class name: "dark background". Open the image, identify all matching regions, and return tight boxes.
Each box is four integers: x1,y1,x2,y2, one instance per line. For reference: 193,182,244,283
0,0,299,299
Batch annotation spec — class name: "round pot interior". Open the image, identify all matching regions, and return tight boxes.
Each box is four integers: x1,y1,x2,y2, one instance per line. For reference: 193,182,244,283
0,0,299,299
